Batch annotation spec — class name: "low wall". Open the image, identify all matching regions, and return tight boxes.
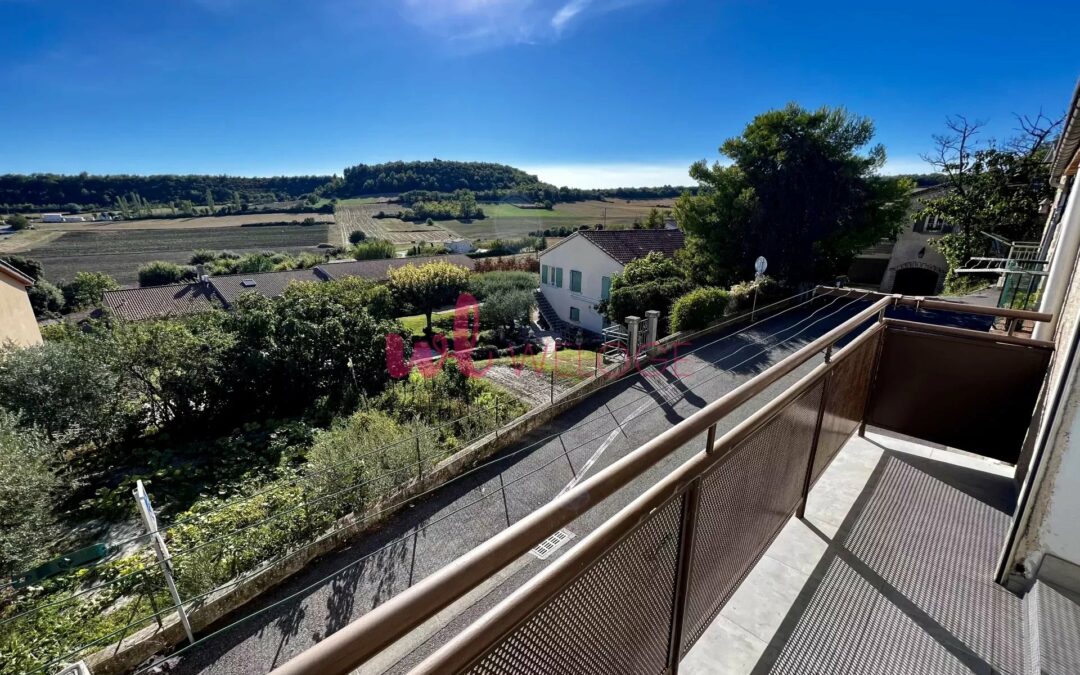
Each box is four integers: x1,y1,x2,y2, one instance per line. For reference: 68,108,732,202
84,303,774,674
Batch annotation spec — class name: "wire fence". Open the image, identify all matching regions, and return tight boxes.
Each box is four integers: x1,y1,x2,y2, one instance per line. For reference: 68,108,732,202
6,290,864,674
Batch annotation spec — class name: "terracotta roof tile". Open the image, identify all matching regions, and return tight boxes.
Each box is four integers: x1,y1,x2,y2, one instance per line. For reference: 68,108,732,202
210,269,327,306
578,229,685,264
102,283,223,321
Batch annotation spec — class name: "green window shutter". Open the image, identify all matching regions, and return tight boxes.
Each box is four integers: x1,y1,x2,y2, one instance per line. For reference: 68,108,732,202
541,264,548,285
601,276,611,301
555,267,563,288
570,270,582,293
570,307,580,322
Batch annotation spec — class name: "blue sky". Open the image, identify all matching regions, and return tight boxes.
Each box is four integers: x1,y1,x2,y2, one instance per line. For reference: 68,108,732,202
1,0,1077,187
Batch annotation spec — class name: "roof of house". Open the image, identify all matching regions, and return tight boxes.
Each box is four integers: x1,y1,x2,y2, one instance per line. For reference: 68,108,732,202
0,260,35,287
101,282,223,321
315,254,476,281
209,268,327,306
571,229,686,265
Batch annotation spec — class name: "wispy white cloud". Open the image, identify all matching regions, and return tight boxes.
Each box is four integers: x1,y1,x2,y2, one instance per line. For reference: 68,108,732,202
520,161,695,189
551,0,590,31
391,0,657,50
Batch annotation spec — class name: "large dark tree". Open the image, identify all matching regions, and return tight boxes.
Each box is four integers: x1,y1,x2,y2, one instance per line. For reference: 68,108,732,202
675,104,912,286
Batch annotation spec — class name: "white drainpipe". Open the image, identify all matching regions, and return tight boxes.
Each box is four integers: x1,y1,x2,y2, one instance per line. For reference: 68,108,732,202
1035,177,1080,342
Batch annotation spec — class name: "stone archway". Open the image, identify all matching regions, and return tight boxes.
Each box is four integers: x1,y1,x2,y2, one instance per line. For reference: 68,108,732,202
893,266,940,295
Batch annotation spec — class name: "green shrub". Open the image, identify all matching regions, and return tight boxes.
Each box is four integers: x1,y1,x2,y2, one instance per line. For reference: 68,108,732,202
727,275,782,313
61,271,119,311
0,409,63,576
670,287,730,333
137,260,193,287
351,239,396,260
468,271,538,300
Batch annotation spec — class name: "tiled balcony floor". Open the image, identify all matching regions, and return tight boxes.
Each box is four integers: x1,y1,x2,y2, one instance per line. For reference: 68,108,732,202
682,429,1025,674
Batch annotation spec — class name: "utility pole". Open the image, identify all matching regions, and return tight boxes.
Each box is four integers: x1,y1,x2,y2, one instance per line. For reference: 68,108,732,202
134,480,194,644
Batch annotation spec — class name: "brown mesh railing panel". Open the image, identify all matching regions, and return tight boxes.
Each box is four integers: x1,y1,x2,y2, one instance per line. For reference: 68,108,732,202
464,494,684,675
812,330,881,485
679,381,825,655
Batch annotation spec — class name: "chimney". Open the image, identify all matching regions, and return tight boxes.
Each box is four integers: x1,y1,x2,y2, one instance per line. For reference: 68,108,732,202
196,264,209,284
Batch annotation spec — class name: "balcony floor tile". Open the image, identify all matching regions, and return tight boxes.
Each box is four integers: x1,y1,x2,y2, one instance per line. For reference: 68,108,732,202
682,430,1022,675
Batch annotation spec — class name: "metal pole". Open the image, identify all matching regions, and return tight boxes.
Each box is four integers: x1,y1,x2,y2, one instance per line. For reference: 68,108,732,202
495,399,500,439
666,479,702,674
798,354,832,519
416,436,423,480
134,480,194,644
550,368,555,404
750,285,759,322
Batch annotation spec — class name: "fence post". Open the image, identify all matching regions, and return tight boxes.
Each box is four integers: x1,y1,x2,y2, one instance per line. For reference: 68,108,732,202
416,436,423,480
797,347,832,519
495,399,500,439
667,478,702,673
133,480,195,644
859,311,888,437
550,368,556,404
645,310,660,356
626,316,641,364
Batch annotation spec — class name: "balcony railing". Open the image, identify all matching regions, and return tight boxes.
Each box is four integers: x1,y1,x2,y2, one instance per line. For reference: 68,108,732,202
270,290,1053,675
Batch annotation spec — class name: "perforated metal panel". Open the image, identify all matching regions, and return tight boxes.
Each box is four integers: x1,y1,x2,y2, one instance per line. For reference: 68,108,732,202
812,332,880,485
679,381,825,655
465,495,684,675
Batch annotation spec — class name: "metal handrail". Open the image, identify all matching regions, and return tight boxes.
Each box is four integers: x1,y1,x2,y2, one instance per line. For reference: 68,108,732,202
814,285,1054,323
269,295,893,675
412,323,886,673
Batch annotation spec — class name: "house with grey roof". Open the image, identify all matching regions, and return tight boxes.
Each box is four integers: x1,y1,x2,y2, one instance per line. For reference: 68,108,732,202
537,228,684,335
100,254,478,321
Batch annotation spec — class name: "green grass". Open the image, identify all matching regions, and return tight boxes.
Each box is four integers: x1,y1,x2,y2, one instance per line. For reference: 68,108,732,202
397,309,458,337
335,197,390,207
481,203,562,219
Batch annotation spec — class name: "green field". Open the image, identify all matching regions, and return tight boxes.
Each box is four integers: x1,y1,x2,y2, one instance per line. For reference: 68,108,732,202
22,224,331,285
441,199,676,241
480,203,563,219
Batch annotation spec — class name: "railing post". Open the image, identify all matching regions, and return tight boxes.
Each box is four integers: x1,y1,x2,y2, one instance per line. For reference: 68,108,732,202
645,310,660,356
416,436,423,480
797,347,832,519
667,478,702,674
626,316,641,364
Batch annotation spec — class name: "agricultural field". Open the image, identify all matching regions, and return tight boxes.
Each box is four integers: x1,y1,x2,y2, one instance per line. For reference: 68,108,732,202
444,199,677,240
33,212,333,231
16,223,331,286
335,204,454,246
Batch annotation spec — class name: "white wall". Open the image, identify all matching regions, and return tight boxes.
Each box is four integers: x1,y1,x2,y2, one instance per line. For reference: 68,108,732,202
539,235,623,334
1009,175,1080,589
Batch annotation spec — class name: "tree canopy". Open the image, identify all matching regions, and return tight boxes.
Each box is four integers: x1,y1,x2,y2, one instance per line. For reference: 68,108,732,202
675,104,912,286
919,113,1060,291
604,252,693,326
388,261,472,332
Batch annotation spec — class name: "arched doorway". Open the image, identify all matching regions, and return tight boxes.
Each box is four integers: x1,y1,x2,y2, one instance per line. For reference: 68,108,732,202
893,267,940,295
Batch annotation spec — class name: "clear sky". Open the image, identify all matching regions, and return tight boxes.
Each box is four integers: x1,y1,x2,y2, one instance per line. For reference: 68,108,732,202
1,0,1077,187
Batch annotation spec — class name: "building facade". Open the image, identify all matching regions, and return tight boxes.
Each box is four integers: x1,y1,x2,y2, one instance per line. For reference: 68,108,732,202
848,185,950,294
0,260,43,347
538,229,684,334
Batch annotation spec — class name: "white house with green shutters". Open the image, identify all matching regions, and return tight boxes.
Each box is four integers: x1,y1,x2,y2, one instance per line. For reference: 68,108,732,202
537,228,685,334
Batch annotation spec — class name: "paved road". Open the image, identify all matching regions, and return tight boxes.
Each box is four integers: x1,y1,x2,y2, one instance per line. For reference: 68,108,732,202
163,295,875,675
